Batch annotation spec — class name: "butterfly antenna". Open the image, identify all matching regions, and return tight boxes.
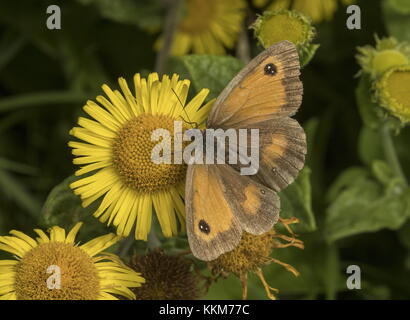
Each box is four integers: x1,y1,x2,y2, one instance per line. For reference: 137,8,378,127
171,88,198,128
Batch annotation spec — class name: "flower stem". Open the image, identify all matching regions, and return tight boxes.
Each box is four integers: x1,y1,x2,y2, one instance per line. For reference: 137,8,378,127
380,122,408,187
155,0,182,75
118,233,135,258
236,27,251,64
147,229,161,249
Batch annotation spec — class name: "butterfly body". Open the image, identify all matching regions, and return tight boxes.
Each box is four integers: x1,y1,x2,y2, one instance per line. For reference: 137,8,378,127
185,41,306,261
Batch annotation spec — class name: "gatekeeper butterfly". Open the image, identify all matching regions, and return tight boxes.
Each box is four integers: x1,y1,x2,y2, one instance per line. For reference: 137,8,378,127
185,41,306,261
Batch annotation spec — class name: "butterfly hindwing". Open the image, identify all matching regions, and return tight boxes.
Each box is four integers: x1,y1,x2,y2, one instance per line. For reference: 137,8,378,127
207,41,302,128
215,164,280,235
257,118,306,191
231,117,307,192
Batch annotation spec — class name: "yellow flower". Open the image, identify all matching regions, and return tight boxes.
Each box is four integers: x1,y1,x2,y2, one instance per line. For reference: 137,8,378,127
0,222,144,300
264,0,354,23
69,73,213,241
157,0,246,55
375,65,410,124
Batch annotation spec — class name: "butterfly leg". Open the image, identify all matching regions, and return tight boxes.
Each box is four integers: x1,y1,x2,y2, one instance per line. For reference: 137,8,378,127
255,268,279,300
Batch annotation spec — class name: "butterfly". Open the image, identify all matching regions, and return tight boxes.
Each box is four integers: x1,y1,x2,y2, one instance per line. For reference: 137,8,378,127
184,40,307,261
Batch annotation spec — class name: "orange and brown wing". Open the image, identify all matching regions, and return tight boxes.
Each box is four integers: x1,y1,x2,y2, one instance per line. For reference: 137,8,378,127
185,164,242,261
231,117,306,192
215,164,280,235
185,164,280,261
207,41,302,129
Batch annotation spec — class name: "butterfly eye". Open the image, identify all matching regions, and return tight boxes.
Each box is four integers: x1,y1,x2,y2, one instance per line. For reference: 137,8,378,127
264,63,277,76
198,219,210,234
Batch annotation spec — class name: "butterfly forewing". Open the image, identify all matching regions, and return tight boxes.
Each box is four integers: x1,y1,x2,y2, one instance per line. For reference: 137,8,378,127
207,41,302,128
185,164,242,261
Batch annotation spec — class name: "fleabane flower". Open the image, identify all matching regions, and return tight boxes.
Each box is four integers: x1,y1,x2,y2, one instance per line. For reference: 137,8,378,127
356,36,410,125
375,65,410,124
0,222,144,300
208,218,304,300
156,0,246,55
69,73,214,241
130,249,206,300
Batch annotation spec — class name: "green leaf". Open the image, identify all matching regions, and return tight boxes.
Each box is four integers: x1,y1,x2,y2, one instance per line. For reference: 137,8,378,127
326,167,369,203
168,55,245,99
300,44,320,68
279,166,316,233
41,175,113,239
76,0,164,30
325,167,410,243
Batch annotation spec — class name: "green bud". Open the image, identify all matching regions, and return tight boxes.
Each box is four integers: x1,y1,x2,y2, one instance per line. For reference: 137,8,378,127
251,10,318,67
357,36,410,78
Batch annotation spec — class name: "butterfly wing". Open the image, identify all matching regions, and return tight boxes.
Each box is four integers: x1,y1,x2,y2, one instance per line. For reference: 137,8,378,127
185,164,242,261
232,117,306,192
185,163,280,261
215,163,280,235
207,40,306,191
185,41,305,261
207,40,302,128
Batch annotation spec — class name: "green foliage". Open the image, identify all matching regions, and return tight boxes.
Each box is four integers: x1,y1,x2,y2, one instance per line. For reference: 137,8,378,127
383,0,410,42
169,55,244,99
41,175,112,240
325,166,410,243
279,167,316,233
300,43,320,68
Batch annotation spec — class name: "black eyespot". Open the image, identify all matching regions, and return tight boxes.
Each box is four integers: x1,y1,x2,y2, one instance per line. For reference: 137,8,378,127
264,63,277,76
198,219,210,234
260,189,266,195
